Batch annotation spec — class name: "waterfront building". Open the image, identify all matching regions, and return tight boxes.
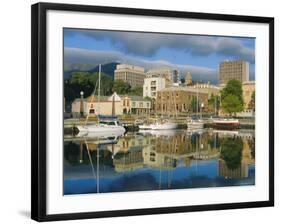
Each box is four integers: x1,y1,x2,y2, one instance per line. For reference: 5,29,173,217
242,81,255,108
72,92,151,117
236,81,255,117
185,72,193,85
219,60,249,84
155,86,209,114
146,67,179,86
121,95,131,114
130,96,151,115
192,82,221,98
119,95,151,115
71,92,123,117
143,77,166,98
114,64,146,88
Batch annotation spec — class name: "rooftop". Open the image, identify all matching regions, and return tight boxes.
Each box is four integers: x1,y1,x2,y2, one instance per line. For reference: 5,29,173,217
73,93,149,103
115,64,145,72
158,86,210,94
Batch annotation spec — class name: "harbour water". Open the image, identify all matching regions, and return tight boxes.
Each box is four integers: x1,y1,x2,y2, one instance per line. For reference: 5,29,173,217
63,129,255,195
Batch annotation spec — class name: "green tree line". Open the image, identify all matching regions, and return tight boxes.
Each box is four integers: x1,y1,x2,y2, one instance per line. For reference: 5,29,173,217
64,71,143,103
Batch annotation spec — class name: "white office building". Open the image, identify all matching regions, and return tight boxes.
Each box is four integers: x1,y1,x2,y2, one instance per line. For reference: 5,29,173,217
143,77,166,98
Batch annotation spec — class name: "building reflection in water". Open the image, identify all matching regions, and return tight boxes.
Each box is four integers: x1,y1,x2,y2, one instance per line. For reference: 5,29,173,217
63,129,255,194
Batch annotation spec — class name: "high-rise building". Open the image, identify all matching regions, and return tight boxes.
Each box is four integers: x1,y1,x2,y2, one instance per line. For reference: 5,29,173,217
219,60,249,84
114,64,146,88
146,67,179,86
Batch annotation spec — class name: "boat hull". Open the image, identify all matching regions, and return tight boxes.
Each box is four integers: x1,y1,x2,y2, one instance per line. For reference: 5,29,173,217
139,123,178,130
187,122,204,129
212,119,240,129
139,124,152,129
76,124,126,138
150,123,178,130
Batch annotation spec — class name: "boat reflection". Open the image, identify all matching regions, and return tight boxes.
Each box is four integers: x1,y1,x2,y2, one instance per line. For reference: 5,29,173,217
64,129,255,194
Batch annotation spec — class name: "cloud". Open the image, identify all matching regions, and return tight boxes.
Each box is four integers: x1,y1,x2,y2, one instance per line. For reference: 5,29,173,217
64,47,218,83
65,29,255,64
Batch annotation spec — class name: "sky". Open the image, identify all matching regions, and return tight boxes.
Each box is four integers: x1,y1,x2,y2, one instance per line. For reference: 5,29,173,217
64,28,255,84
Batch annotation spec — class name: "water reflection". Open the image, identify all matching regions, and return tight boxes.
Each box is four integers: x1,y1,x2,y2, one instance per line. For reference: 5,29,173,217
64,129,255,195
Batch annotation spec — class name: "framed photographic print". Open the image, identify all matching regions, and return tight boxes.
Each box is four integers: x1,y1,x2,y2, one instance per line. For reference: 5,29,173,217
31,2,274,222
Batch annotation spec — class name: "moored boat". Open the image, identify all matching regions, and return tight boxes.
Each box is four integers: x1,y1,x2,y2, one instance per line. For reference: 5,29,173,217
76,120,126,137
212,118,240,126
187,117,204,130
75,65,125,137
138,119,178,130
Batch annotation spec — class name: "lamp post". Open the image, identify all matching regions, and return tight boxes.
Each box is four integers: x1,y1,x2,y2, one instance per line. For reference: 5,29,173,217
80,91,84,117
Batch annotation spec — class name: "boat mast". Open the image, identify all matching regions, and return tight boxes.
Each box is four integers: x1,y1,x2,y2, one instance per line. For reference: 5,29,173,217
161,92,163,118
215,96,217,116
97,140,100,193
98,64,101,124
196,84,199,117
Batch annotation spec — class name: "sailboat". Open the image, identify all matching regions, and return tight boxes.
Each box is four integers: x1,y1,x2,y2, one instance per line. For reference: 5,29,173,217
76,64,126,137
187,86,204,130
138,90,177,130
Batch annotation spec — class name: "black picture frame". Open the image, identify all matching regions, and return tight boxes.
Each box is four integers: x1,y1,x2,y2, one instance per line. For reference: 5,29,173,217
31,2,274,222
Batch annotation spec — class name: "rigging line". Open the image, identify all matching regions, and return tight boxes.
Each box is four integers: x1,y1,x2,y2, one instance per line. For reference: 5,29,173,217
84,78,99,125
84,137,97,179
98,64,101,124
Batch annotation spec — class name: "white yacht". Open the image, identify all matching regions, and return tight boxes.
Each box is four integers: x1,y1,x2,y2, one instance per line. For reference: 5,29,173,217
75,64,125,136
187,117,204,130
139,119,178,130
76,120,126,137
186,86,205,130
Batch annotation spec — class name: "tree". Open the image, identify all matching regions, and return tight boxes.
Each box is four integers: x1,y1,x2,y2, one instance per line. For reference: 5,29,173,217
112,80,131,94
69,72,91,85
221,79,243,102
208,94,220,114
88,72,114,96
65,71,113,103
129,87,143,96
221,80,244,115
191,96,198,113
221,95,243,115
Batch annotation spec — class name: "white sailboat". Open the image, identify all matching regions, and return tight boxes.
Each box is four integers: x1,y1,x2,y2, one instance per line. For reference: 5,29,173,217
187,86,204,130
76,64,126,137
138,90,177,130
150,119,178,130
187,117,204,130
